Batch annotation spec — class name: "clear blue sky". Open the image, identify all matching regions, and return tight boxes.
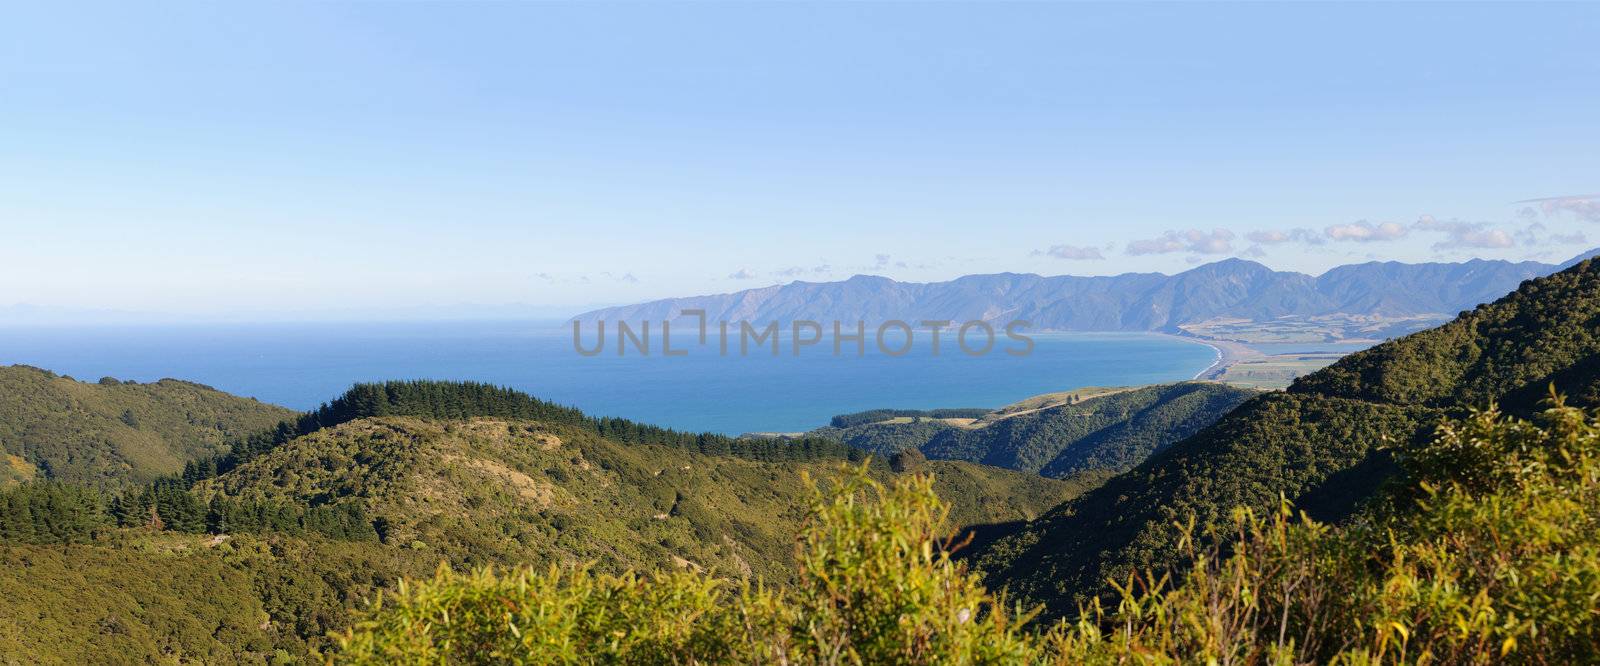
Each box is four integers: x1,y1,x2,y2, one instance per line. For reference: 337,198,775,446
3,2,1597,317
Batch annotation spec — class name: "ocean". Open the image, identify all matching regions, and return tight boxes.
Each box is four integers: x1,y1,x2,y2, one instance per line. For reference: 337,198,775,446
0,321,1220,435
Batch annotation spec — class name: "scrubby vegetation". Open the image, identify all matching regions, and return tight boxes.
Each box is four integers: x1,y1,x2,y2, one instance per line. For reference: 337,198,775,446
185,415,1083,583
971,259,1600,617
815,383,1257,478
0,531,435,662
927,382,1258,477
0,365,295,489
335,466,1043,664
0,405,1084,660
12,262,1600,662
827,407,990,429
186,380,865,492
336,403,1600,664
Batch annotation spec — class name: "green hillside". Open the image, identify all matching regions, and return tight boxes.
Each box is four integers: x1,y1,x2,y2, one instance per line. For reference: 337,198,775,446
814,382,1259,477
193,414,1087,582
0,365,297,489
333,403,1600,665
0,379,1092,662
969,258,1600,617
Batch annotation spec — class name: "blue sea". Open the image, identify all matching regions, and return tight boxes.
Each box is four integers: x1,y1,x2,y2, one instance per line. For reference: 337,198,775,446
0,321,1222,434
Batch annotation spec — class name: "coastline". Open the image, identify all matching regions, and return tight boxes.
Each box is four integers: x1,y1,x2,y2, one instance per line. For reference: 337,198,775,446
1192,342,1223,379
1154,333,1264,381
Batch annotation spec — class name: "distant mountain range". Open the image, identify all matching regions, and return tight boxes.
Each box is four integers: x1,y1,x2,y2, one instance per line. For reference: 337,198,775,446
574,253,1598,334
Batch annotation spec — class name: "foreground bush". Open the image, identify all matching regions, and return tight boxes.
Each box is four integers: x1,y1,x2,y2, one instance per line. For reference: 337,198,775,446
1047,401,1600,665
335,469,1039,664
336,403,1600,664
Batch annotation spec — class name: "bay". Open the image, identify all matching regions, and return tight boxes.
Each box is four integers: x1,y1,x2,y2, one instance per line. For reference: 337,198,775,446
0,321,1217,434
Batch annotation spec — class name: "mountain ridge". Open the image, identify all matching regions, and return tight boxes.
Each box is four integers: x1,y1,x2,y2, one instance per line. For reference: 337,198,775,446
573,254,1588,334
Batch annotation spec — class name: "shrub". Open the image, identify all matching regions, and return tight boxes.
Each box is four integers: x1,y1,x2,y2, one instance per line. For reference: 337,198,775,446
337,404,1600,664
1041,400,1600,664
334,464,1040,664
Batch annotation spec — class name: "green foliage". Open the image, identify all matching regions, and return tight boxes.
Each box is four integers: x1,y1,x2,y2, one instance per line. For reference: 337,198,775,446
195,416,1084,583
334,465,1043,665
814,419,954,457
336,407,1600,664
973,394,1429,616
0,532,435,662
0,481,106,544
304,380,866,464
816,383,1257,478
828,408,989,429
972,260,1600,617
182,380,867,494
926,382,1258,477
1293,256,1600,410
1041,403,1600,664
0,365,297,489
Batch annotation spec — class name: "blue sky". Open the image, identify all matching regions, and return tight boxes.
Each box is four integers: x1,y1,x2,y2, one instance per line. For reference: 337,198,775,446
2,2,1598,317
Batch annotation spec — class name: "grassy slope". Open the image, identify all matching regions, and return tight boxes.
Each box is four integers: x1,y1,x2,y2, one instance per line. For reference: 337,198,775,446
973,258,1600,617
0,365,296,489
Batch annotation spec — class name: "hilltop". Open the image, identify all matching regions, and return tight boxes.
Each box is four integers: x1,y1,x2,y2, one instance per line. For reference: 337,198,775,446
0,365,296,489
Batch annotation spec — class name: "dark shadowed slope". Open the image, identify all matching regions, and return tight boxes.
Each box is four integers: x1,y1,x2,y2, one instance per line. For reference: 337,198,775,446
815,383,1258,478
971,257,1600,617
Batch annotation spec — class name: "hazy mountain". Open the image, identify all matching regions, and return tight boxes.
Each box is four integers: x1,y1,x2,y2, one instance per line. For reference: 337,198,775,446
574,254,1589,332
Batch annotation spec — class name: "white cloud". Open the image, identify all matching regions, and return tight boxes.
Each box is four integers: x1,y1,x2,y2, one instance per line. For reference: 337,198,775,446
1125,228,1235,256
1552,231,1589,245
1246,228,1324,246
1414,215,1514,250
1033,244,1105,260
728,268,757,280
1324,220,1409,242
1519,195,1600,223
1514,221,1587,248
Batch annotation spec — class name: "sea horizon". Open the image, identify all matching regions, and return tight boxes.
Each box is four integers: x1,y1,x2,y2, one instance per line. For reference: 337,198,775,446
0,320,1246,434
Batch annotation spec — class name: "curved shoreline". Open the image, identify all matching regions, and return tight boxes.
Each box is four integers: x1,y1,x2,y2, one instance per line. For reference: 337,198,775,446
1192,342,1224,379
1154,333,1262,381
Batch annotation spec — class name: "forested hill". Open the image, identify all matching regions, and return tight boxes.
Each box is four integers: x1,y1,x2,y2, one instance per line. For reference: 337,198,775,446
0,366,296,489
971,256,1600,617
812,383,1259,478
0,382,1091,661
572,255,1573,331
196,380,861,487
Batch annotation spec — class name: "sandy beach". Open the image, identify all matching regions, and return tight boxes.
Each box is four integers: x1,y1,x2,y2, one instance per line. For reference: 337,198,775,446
1158,333,1265,381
